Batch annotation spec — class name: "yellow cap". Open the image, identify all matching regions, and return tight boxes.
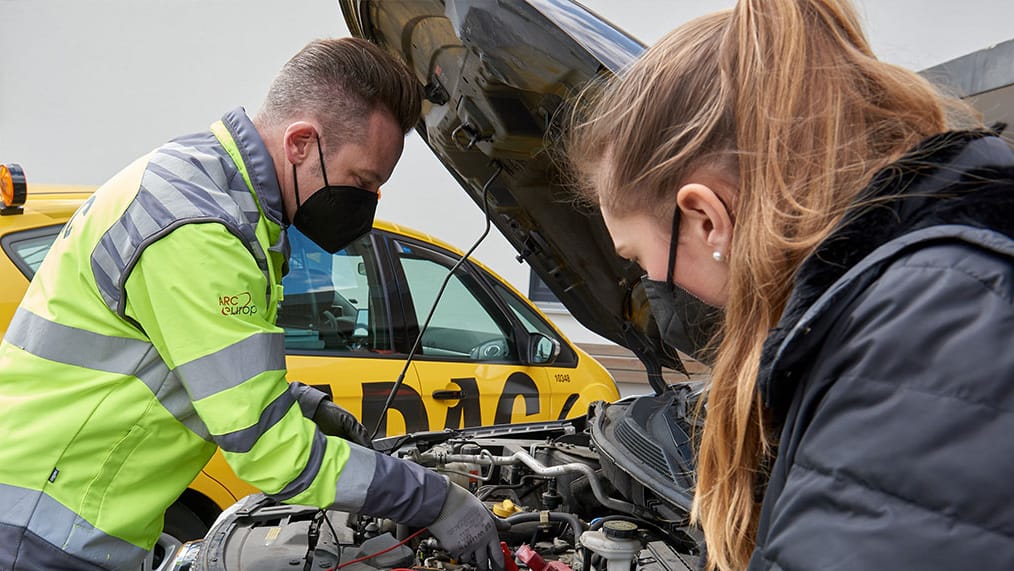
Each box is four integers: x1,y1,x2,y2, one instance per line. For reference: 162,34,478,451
492,499,522,518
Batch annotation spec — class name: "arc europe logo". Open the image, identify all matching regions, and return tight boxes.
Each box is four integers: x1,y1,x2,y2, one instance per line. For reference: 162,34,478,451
219,291,257,316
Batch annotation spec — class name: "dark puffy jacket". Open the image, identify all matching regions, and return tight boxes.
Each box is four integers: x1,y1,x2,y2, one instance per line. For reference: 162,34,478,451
748,131,1014,569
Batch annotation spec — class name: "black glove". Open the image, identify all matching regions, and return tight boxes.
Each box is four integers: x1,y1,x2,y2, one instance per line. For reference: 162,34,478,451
428,482,510,571
312,399,372,448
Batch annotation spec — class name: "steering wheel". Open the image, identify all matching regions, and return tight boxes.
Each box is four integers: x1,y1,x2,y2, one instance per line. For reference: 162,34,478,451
469,338,508,361
320,310,351,347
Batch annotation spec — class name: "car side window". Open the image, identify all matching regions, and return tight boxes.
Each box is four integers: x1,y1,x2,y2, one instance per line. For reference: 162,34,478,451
0,225,61,279
279,228,392,354
491,282,578,367
393,239,517,362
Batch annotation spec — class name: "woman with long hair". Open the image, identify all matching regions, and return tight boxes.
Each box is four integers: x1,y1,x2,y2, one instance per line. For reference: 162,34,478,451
568,1,1014,569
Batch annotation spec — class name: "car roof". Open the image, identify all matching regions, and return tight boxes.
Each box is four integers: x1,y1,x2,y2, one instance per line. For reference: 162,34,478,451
0,184,93,232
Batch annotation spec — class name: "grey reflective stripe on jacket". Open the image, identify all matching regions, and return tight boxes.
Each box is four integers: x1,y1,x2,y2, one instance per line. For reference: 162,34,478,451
4,306,211,440
0,484,148,571
91,137,270,323
176,332,286,401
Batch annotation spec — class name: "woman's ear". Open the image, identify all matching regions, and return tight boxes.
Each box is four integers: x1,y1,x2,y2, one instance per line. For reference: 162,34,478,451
282,122,318,166
675,182,734,258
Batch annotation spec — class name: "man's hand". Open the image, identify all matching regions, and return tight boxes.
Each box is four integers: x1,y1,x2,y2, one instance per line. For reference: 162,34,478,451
428,482,509,571
312,400,372,448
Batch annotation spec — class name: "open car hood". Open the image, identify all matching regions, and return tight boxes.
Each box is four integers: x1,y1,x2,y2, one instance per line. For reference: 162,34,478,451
340,0,692,380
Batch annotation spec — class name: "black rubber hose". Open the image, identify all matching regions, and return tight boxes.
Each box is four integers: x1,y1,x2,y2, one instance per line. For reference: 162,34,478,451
505,511,584,545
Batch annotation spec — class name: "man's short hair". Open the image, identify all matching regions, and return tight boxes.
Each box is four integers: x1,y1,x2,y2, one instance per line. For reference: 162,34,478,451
259,37,422,141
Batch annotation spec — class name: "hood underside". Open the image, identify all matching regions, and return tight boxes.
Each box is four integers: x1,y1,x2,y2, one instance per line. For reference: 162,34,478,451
340,0,691,378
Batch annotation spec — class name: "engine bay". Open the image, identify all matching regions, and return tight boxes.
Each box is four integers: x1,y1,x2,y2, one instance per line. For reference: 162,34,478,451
170,387,704,571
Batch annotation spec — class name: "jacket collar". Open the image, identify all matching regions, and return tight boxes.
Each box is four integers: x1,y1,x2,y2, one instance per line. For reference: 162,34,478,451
758,130,1014,417
220,107,285,227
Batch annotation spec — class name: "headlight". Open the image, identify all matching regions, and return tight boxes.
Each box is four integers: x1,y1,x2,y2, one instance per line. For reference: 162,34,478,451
168,540,203,571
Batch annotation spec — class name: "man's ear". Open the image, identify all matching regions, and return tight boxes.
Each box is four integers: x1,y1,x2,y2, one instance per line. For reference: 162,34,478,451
283,122,319,166
675,182,734,255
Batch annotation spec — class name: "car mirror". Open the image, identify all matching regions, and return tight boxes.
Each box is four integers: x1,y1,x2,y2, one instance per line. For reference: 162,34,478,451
527,333,560,366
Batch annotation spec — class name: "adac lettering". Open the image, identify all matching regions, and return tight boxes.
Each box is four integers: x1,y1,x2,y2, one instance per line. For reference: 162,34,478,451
219,291,257,316
493,372,540,425
441,374,542,428
357,373,582,434
360,382,428,437
442,378,481,430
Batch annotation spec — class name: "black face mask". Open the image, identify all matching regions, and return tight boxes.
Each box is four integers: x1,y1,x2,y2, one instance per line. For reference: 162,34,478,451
291,135,378,254
640,205,723,365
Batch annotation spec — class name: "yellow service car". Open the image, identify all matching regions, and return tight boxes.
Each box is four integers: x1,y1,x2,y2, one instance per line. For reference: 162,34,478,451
0,166,619,541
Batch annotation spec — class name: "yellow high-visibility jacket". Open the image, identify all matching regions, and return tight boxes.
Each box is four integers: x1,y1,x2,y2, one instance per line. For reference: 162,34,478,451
0,108,446,570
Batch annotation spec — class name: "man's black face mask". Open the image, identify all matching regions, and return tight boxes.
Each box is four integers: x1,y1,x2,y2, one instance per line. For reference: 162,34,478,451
291,135,378,254
640,205,723,365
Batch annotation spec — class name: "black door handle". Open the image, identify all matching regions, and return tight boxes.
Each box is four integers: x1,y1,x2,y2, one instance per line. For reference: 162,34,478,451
432,389,463,400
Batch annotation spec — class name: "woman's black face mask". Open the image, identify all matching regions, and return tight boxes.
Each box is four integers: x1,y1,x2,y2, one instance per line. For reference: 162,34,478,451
640,205,723,365
291,135,378,254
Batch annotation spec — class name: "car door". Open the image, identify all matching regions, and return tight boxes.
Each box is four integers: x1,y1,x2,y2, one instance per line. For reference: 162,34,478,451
380,232,555,429
485,280,612,420
280,227,427,437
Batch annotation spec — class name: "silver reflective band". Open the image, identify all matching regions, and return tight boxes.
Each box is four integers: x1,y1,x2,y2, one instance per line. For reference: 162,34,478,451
161,143,229,188
5,308,168,389
330,443,376,513
176,332,285,401
154,371,212,441
92,144,271,318
214,387,297,453
149,150,237,215
4,308,210,440
161,143,262,225
0,483,148,569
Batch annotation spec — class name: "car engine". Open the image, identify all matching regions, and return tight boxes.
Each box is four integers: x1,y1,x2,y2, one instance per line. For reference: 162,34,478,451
170,385,704,571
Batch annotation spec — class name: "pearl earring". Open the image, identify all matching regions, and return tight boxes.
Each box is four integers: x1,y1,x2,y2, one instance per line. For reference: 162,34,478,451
713,251,725,262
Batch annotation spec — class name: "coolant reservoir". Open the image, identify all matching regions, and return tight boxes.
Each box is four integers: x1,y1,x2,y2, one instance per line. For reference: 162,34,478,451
492,499,523,518
580,520,642,571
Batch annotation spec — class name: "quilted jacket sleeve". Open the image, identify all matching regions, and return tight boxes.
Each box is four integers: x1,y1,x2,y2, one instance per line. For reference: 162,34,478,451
752,242,1014,570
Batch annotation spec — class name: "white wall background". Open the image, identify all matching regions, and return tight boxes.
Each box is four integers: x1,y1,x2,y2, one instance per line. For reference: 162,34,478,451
3,0,1013,343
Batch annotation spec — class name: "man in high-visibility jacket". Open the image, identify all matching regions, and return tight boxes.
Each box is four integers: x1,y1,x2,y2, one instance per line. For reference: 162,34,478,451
0,38,504,571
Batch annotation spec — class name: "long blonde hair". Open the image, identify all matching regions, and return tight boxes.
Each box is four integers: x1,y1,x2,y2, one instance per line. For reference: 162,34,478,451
568,1,973,569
